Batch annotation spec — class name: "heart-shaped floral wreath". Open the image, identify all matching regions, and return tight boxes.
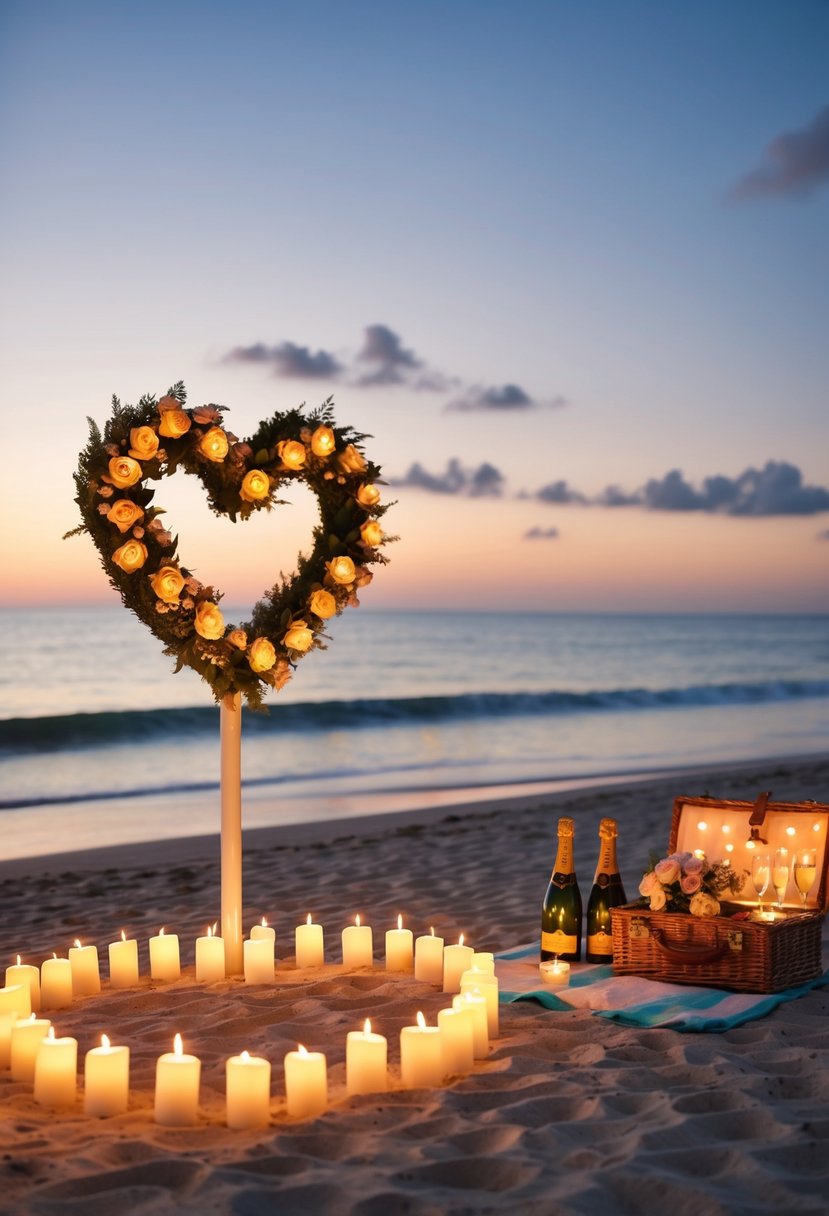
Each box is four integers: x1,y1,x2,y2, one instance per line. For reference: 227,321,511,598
67,382,391,709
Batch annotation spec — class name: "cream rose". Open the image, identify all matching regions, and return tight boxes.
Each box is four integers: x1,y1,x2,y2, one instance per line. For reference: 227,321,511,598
128,426,160,461
356,483,381,508
337,443,367,474
308,589,337,619
654,858,681,886
249,636,276,672
239,469,270,502
649,887,668,912
149,565,186,604
106,455,142,489
228,628,248,651
638,871,659,897
327,556,356,585
199,427,229,463
277,439,307,470
689,892,720,918
310,425,336,457
158,409,191,439
283,620,314,652
108,500,145,534
112,539,148,573
359,520,383,548
194,601,225,640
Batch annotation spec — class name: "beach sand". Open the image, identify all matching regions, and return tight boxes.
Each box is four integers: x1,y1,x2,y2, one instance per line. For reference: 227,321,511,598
1,755,827,1215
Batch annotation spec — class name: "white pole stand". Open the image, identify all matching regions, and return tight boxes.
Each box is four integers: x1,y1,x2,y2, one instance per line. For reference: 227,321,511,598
220,692,244,975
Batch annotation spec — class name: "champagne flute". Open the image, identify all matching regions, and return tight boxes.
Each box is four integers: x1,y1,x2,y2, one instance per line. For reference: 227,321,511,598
751,853,770,915
793,849,818,908
771,847,789,911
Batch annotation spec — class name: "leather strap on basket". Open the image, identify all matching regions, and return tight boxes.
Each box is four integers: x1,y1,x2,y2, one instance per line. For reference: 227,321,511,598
650,927,731,966
748,790,771,844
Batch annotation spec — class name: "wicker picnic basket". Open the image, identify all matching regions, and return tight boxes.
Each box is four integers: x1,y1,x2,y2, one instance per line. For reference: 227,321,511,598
611,792,829,993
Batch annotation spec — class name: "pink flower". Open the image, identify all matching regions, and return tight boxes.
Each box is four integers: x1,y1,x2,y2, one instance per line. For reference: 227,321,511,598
680,873,702,895
682,857,705,875
654,858,681,885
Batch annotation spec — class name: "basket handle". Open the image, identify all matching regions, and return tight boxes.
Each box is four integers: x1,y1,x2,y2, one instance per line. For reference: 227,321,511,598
649,926,731,966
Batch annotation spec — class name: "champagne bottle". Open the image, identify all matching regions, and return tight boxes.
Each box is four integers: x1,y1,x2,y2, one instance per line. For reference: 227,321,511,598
541,816,582,962
585,817,626,964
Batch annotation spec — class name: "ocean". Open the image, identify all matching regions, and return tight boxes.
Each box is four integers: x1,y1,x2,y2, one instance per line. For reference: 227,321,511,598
1,608,827,859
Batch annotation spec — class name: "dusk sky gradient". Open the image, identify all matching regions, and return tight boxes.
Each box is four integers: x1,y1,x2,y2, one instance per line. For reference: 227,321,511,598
2,0,827,612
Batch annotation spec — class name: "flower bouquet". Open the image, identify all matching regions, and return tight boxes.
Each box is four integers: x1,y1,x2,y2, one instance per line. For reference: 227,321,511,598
638,852,746,918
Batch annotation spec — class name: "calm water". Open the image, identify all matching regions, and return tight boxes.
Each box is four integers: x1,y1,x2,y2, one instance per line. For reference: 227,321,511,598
0,608,827,854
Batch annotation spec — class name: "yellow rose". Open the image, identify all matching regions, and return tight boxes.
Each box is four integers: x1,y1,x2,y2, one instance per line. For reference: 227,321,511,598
149,565,186,604
327,556,356,585
228,628,248,650
239,469,270,502
356,483,381,508
360,520,383,547
277,439,307,470
337,444,367,474
108,500,145,534
199,427,229,463
112,539,148,573
308,589,337,619
106,455,142,489
158,409,192,439
310,425,336,457
128,426,160,461
194,601,225,640
283,620,314,652
249,636,276,672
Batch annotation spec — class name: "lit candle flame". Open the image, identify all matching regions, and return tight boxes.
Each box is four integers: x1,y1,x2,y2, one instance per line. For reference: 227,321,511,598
212,922,218,935
416,1011,426,1029
159,928,165,937
241,1050,250,1062
52,953,57,960
306,913,312,926
28,1013,36,1024
397,914,403,931
364,1018,371,1035
430,926,435,937
355,914,361,927
174,1033,183,1056
297,1043,308,1056
74,940,82,949
207,925,213,938
121,930,126,942
101,1034,110,1050
16,955,20,966
261,917,267,928
47,1025,55,1039
458,933,464,947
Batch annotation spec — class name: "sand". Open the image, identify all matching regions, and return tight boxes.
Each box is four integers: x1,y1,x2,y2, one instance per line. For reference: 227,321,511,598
1,755,827,1215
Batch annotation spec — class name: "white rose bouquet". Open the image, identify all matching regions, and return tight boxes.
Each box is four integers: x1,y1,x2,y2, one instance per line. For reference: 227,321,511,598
638,852,745,918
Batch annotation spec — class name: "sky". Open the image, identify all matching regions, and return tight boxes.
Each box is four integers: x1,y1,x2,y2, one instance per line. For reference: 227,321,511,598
1,0,828,613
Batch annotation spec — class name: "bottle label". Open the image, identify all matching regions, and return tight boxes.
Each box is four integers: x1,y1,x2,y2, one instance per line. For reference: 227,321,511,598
587,931,613,957
551,871,577,889
542,929,578,955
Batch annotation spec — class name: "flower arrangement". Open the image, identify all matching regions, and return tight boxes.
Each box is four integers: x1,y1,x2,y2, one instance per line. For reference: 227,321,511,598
66,383,393,709
638,852,745,918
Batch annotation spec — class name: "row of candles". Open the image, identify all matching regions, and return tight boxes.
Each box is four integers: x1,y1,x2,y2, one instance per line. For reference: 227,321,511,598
3,915,478,1006
0,963,500,1128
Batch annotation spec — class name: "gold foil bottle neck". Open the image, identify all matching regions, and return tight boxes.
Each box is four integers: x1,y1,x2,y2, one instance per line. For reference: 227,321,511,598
598,817,618,839
557,817,575,838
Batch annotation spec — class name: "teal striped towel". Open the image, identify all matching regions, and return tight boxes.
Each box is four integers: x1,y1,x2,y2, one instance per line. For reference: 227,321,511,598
495,943,829,1032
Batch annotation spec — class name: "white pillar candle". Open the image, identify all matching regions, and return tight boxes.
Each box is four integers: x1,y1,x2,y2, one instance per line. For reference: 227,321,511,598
385,914,414,973
84,1033,129,1117
40,956,73,1010
250,918,276,945
68,940,101,996
284,1044,328,1118
5,957,40,1013
437,1005,475,1077
226,1050,271,1129
244,936,275,985
400,1011,443,1089
196,925,227,984
108,932,140,988
442,934,474,992
149,929,181,982
0,983,31,1068
10,1014,52,1081
414,927,445,985
295,914,325,968
34,1026,77,1107
346,1019,388,1096
472,951,495,974
453,991,488,1059
154,1034,201,1126
342,915,374,969
460,969,499,1037
539,958,570,987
